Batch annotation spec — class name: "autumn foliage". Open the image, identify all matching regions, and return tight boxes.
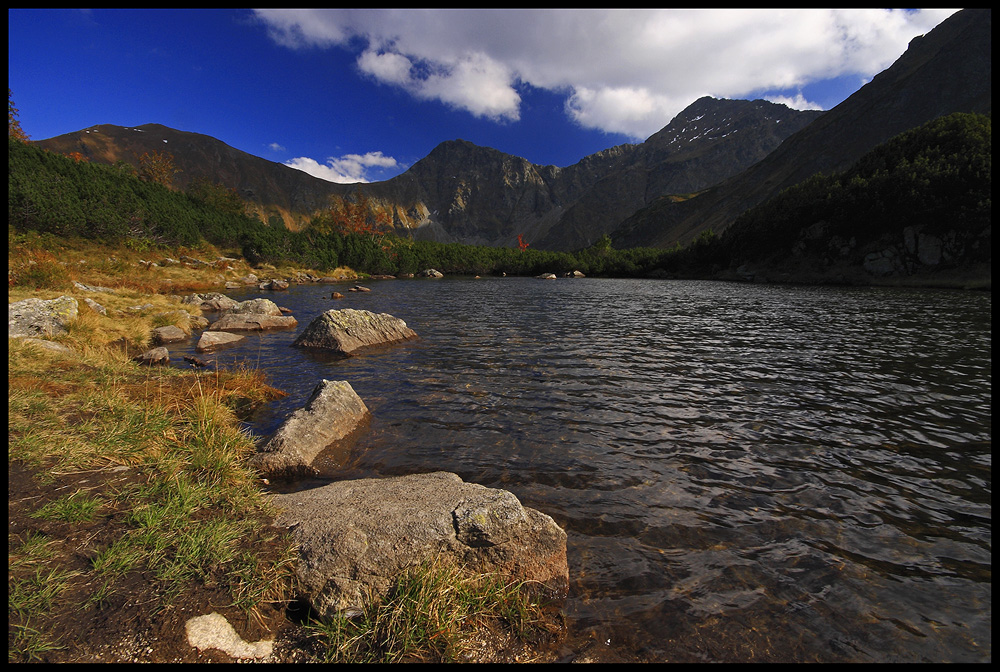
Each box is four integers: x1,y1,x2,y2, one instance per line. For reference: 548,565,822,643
517,233,529,251
136,149,181,187
8,88,29,142
313,190,393,243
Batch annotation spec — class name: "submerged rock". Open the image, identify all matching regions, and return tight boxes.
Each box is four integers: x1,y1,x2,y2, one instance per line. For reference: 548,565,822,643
292,308,417,357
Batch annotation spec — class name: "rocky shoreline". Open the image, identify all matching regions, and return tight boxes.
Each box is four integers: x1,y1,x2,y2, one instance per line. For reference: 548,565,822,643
9,274,574,663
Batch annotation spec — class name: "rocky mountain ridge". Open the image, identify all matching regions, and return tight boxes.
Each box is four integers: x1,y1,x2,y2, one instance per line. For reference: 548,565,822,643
612,7,992,250
33,99,820,251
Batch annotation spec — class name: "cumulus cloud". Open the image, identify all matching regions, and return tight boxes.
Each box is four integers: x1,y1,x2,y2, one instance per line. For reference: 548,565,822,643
762,93,824,112
285,151,401,184
254,8,960,140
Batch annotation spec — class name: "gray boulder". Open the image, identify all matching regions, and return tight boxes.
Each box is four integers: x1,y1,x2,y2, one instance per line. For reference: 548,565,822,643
152,325,188,344
133,346,170,366
196,331,246,352
292,308,417,356
8,296,79,339
207,313,298,331
83,297,107,315
227,298,282,316
73,281,117,294
272,471,569,618
251,379,370,478
182,292,237,312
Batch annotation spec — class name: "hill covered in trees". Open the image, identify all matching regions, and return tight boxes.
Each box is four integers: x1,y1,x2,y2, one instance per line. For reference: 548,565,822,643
712,112,991,285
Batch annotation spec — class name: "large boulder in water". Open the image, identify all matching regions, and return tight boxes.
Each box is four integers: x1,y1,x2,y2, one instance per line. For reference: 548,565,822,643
196,331,246,352
292,308,417,357
271,471,569,618
250,379,370,478
226,298,283,316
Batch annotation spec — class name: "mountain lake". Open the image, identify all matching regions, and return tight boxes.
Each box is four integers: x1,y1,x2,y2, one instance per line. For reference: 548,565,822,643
163,276,991,663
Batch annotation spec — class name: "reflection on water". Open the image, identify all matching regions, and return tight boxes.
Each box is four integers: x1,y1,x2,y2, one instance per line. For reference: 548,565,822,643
166,277,991,663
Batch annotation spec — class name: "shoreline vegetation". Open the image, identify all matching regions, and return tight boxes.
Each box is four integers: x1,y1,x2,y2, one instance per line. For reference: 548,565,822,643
7,237,568,663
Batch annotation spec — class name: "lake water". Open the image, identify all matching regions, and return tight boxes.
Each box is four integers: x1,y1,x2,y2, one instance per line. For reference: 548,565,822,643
167,277,991,663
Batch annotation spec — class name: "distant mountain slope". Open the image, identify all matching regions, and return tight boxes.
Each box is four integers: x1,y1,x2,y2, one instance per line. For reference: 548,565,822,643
31,100,820,251
31,123,349,230
359,97,820,250
612,7,992,250
534,97,822,251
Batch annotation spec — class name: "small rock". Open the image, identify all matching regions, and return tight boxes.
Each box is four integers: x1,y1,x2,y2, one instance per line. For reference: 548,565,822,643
133,347,170,366
196,331,246,352
185,612,273,660
152,325,188,344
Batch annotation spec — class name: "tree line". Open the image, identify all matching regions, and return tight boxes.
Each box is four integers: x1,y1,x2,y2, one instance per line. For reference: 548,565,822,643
715,112,991,269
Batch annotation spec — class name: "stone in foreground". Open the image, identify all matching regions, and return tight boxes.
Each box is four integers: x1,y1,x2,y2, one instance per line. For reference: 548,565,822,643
250,379,370,478
272,471,569,619
292,308,417,357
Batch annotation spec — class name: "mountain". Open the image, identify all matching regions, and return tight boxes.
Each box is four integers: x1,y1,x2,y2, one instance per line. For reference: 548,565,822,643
612,7,992,250
30,123,348,231
32,101,820,250
31,9,989,262
534,97,822,250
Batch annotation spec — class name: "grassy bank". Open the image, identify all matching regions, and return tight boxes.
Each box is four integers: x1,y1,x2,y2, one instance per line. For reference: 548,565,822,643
7,234,562,663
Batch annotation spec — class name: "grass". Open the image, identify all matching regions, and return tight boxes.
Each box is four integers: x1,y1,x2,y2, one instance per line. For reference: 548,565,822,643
308,558,562,663
8,234,563,663
7,330,297,661
8,235,301,662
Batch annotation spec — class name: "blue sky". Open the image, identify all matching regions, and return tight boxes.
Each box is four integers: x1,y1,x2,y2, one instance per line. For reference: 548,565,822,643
9,8,959,184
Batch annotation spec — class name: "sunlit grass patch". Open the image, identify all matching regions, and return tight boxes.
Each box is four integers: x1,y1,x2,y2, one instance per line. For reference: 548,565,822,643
30,490,105,523
307,558,562,663
8,313,296,662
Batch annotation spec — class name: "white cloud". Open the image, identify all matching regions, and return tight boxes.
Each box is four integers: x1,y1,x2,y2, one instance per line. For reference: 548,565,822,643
254,8,960,140
357,48,521,121
285,151,401,184
762,93,823,112
267,142,286,152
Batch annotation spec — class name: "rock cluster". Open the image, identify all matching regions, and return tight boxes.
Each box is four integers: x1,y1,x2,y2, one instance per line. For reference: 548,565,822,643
207,298,297,332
